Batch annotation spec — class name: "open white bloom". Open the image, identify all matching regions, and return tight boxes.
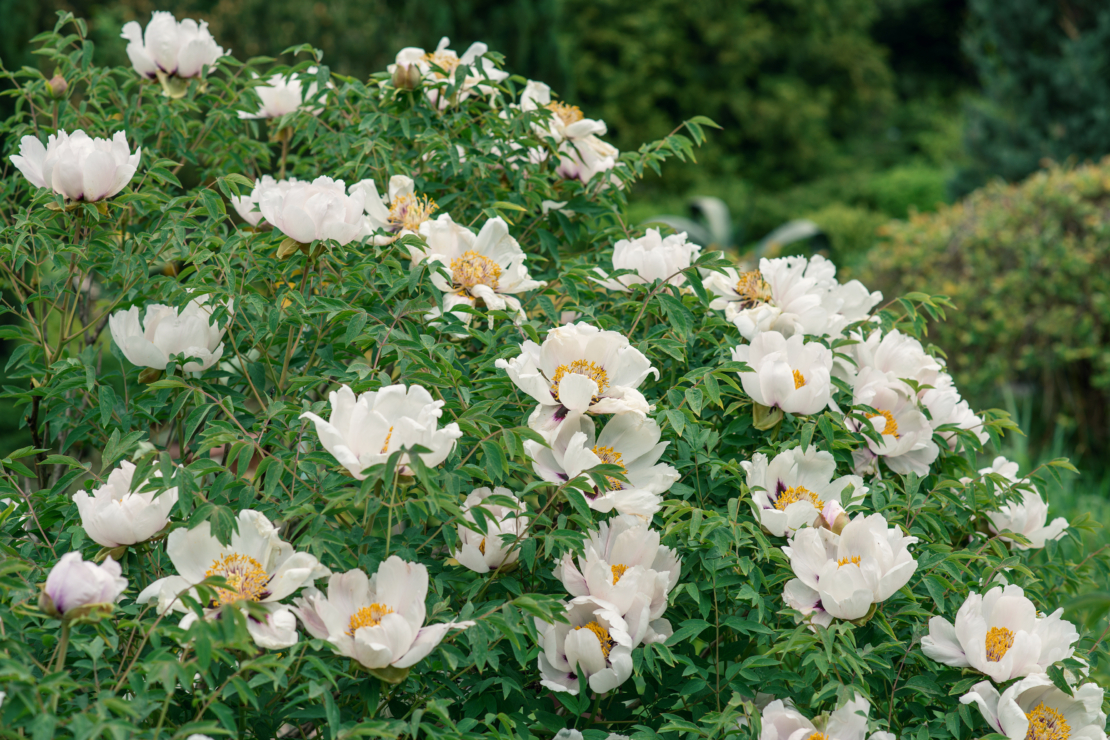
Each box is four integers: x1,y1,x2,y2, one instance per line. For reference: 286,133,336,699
848,329,943,390
239,69,328,119
783,513,918,623
230,175,303,227
137,510,329,649
849,368,938,476
960,675,1106,740
73,461,178,548
496,322,657,437
121,12,225,80
556,133,620,184
725,256,834,340
300,384,462,479
258,176,372,246
733,331,834,416
526,413,678,518
453,487,529,573
742,446,866,537
109,295,229,372
593,229,700,292
972,457,1068,550
921,374,988,449
411,214,545,325
759,694,893,740
388,37,509,109
921,584,1078,682
42,552,127,619
293,557,473,674
825,280,884,337
554,514,680,645
537,596,633,695
10,130,141,202
357,175,438,244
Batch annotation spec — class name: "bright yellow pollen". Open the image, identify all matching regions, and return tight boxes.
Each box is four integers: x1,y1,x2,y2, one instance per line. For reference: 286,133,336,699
735,270,771,308
546,101,584,126
381,426,394,454
1025,703,1070,740
388,192,438,232
550,360,609,401
422,51,460,78
985,626,1016,662
591,445,627,491
478,538,487,555
774,485,824,511
792,369,806,389
348,603,395,634
866,409,900,437
450,250,502,294
575,620,615,659
837,555,861,568
205,553,270,606
611,564,629,583
810,734,830,740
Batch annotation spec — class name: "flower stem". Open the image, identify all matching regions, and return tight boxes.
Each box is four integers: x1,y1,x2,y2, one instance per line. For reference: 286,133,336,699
49,621,70,712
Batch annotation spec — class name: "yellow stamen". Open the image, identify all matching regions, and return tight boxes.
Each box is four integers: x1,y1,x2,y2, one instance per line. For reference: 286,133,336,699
811,735,830,740
774,485,824,511
478,538,486,555
591,445,626,491
388,192,438,232
450,250,502,294
575,620,615,659
611,564,629,583
866,409,900,437
793,369,806,389
348,603,395,634
837,555,861,568
205,553,270,606
985,626,1016,662
421,51,459,78
735,270,771,308
546,101,584,126
1025,703,1070,740
381,426,394,454
550,360,609,401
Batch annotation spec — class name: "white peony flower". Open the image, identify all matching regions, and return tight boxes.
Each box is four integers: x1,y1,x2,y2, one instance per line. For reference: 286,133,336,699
555,132,620,184
960,675,1106,740
741,446,866,537
230,175,303,227
847,328,943,391
732,331,834,416
410,214,545,326
921,375,989,450
300,384,462,479
849,368,939,476
239,69,328,119
109,295,229,372
496,322,657,438
921,584,1078,682
553,729,629,740
593,229,701,292
42,552,127,618
73,461,178,548
554,514,680,645
725,256,835,340
357,175,438,244
537,595,634,695
758,694,892,740
783,513,917,623
453,487,529,573
120,12,225,81
974,457,1068,550
525,413,678,518
292,557,473,674
10,130,141,202
387,37,509,109
258,176,372,246
137,509,329,649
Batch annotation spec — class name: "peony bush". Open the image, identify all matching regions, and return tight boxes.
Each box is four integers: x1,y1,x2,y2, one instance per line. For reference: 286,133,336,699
0,12,1107,740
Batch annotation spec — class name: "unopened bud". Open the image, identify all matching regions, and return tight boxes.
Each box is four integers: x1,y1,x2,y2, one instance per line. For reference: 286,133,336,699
818,500,850,535
39,589,60,618
48,73,68,99
391,62,421,91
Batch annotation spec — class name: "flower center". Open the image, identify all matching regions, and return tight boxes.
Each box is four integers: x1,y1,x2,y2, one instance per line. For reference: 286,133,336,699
735,270,771,308
575,620,616,659
1025,703,1070,740
478,537,487,555
611,564,629,583
450,250,502,294
422,51,459,78
545,101,584,126
985,626,1016,662
792,369,806,389
388,192,438,232
591,445,627,490
205,553,270,606
866,409,900,437
348,603,395,634
550,360,609,401
811,735,830,740
381,426,393,454
774,485,824,511
837,555,861,568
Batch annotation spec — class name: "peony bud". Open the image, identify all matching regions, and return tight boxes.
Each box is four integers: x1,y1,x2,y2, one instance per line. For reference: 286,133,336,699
818,500,850,534
48,73,68,99
391,62,421,91
41,552,127,620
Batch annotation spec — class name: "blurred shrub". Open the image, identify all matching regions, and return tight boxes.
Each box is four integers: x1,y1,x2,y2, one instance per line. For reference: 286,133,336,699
805,202,886,264
862,158,1110,454
867,164,947,217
